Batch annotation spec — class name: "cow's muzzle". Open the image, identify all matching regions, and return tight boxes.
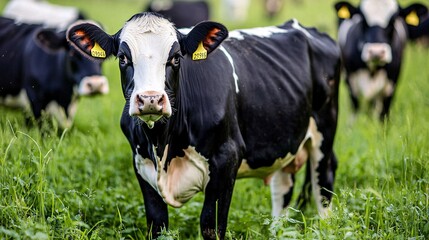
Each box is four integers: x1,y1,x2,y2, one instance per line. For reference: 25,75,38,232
130,91,172,128
361,43,392,69
78,75,109,96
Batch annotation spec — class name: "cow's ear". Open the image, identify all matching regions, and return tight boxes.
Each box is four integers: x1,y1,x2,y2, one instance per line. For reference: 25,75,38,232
334,1,358,20
35,29,68,53
400,3,428,27
66,21,118,61
180,21,228,60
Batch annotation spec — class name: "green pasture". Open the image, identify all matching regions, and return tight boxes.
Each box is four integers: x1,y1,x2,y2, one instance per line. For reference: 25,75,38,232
1,0,428,239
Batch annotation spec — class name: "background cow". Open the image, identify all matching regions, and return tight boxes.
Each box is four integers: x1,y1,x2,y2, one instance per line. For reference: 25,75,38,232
334,0,428,120
3,0,85,30
0,17,108,129
145,0,210,28
67,13,340,239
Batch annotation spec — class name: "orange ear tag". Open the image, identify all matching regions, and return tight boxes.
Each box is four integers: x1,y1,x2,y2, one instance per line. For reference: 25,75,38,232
406,11,419,26
338,6,350,19
192,42,207,61
91,42,106,58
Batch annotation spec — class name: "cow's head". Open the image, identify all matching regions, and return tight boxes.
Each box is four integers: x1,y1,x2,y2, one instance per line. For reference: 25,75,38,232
35,27,109,96
66,13,228,128
335,0,427,70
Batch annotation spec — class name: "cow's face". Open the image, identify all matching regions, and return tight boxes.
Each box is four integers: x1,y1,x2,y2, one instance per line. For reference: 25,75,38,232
67,13,228,128
335,0,427,70
358,0,398,68
35,28,109,96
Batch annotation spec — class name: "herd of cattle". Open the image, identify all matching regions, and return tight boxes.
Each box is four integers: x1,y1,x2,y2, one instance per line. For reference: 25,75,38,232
1,0,429,239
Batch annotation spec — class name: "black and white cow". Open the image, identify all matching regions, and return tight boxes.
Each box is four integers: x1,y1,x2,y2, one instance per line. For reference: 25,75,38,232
67,13,340,239
334,0,427,120
146,0,210,28
0,17,108,128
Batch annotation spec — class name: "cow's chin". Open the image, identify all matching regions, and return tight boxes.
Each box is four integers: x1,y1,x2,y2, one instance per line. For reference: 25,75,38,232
366,60,387,73
139,114,163,129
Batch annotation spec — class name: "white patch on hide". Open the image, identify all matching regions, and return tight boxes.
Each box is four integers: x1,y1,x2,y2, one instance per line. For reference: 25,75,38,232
349,69,393,101
0,89,30,110
360,0,398,28
228,26,288,40
3,0,79,30
134,144,210,208
44,99,77,129
270,171,293,217
219,46,239,93
291,18,314,39
338,15,362,49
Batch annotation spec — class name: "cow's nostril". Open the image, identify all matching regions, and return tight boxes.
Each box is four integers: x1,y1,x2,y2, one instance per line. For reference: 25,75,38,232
158,95,164,106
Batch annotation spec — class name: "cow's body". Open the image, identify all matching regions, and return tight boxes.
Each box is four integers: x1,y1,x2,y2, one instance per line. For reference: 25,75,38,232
146,0,209,28
3,0,84,30
335,0,427,119
0,17,108,128
67,13,340,239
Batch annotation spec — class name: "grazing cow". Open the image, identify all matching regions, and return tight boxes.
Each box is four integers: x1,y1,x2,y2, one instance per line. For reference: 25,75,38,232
3,0,85,30
0,17,108,129
334,0,427,120
67,13,340,239
146,0,209,28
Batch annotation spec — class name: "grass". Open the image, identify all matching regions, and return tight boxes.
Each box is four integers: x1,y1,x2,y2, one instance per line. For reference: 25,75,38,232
1,0,429,239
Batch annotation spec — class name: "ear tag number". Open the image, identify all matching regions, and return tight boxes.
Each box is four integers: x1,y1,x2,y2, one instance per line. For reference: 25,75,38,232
406,11,419,26
338,6,350,19
91,42,106,58
192,42,207,61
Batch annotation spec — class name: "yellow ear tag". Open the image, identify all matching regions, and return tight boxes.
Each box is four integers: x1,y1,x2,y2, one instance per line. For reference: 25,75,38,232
192,42,207,61
91,42,106,58
406,11,419,26
338,6,350,19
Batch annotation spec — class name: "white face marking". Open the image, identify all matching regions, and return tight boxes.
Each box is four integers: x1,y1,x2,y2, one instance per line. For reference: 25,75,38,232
120,16,176,118
270,170,293,217
219,46,239,93
134,144,211,208
360,0,398,28
228,26,288,40
3,0,79,30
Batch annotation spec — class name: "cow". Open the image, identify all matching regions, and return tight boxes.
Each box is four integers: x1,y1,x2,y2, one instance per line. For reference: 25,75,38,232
0,17,109,129
3,0,85,30
334,0,428,120
66,13,340,239
145,0,210,28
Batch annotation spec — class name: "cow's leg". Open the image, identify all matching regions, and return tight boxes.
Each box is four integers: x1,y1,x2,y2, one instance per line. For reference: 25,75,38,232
134,169,168,239
200,143,240,240
270,170,295,217
345,77,359,113
309,145,337,218
380,94,394,121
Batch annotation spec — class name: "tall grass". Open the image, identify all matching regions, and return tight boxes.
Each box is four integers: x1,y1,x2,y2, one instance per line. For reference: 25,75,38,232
1,0,428,239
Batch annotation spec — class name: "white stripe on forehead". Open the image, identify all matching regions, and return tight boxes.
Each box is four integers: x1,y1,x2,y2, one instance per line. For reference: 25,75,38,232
360,0,398,28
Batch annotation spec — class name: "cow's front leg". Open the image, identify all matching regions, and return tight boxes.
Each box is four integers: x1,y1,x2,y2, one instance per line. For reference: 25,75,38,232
135,173,169,239
200,144,240,240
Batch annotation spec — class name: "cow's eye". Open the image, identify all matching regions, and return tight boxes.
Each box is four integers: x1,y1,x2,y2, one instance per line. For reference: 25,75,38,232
168,53,182,68
118,53,129,66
